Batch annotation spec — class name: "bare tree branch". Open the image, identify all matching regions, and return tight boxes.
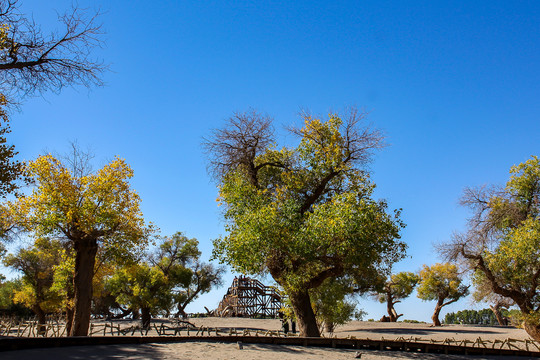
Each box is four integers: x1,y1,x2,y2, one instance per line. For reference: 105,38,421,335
0,0,107,101
202,109,275,186
292,108,386,214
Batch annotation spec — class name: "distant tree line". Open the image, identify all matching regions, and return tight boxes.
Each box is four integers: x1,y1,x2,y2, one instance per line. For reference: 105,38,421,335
444,309,500,326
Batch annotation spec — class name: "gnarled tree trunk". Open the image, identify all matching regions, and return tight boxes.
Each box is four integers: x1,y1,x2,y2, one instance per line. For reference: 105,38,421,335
517,303,540,341
489,304,507,326
524,321,540,342
141,307,151,329
432,298,443,326
176,306,187,319
288,289,320,337
65,306,74,335
386,294,402,322
33,305,46,333
324,321,335,333
70,238,98,336
112,306,134,319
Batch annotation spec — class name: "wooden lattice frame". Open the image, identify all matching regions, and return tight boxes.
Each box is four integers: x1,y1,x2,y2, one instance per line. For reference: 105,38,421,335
216,277,281,318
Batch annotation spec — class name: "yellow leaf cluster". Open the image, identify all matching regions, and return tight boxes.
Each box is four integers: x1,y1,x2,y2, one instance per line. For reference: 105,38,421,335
3,154,151,250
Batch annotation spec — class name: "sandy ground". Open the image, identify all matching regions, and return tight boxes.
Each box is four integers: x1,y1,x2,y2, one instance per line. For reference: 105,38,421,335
1,318,537,360
189,318,532,343
1,341,537,360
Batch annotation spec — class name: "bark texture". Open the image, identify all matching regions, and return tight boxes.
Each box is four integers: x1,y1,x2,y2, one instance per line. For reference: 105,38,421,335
70,238,98,336
386,293,402,322
524,321,540,342
324,321,335,333
432,299,443,327
65,307,74,336
289,289,320,337
141,307,151,329
490,304,507,326
33,305,46,333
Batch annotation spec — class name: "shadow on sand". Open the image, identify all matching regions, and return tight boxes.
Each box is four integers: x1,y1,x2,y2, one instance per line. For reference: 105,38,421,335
1,342,535,360
0,343,166,360
346,327,499,336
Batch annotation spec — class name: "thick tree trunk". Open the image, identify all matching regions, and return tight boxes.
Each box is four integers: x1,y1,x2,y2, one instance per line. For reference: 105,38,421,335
141,307,151,329
66,306,74,335
324,321,335,333
33,305,46,333
386,295,401,322
523,321,540,342
517,304,540,341
490,304,506,326
70,238,98,336
289,289,320,337
432,299,443,326
176,304,187,319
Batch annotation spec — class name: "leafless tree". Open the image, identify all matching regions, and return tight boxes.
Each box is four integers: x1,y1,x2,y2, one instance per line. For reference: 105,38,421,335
57,141,95,178
0,0,106,101
203,109,275,186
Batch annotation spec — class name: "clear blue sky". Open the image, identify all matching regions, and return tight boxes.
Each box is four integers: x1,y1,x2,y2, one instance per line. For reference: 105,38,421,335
5,0,540,322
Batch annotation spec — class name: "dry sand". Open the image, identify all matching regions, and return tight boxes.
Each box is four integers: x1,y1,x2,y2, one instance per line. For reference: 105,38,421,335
189,318,531,343
1,318,537,360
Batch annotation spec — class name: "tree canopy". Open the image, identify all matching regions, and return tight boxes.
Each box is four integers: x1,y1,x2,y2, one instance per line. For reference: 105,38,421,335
3,237,63,327
374,271,419,322
444,309,498,326
443,156,540,340
0,95,23,200
208,109,406,337
0,152,153,335
109,232,224,328
417,263,469,326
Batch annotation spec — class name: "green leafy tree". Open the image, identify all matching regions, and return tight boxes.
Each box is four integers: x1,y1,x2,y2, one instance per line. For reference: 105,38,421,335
443,156,540,340
173,262,225,318
0,277,31,316
311,278,357,333
152,232,224,318
444,309,498,325
1,151,153,336
471,271,513,326
50,246,76,333
3,238,64,329
207,109,406,337
0,96,23,200
374,271,419,322
417,263,469,326
108,263,173,329
109,232,223,328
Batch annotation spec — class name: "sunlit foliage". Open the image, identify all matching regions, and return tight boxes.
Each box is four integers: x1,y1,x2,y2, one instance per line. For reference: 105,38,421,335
444,156,540,340
3,238,64,326
417,263,469,326
208,109,405,337
0,153,153,335
374,271,419,322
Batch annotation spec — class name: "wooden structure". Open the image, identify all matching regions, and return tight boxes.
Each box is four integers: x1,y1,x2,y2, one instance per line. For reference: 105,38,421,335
216,277,281,318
